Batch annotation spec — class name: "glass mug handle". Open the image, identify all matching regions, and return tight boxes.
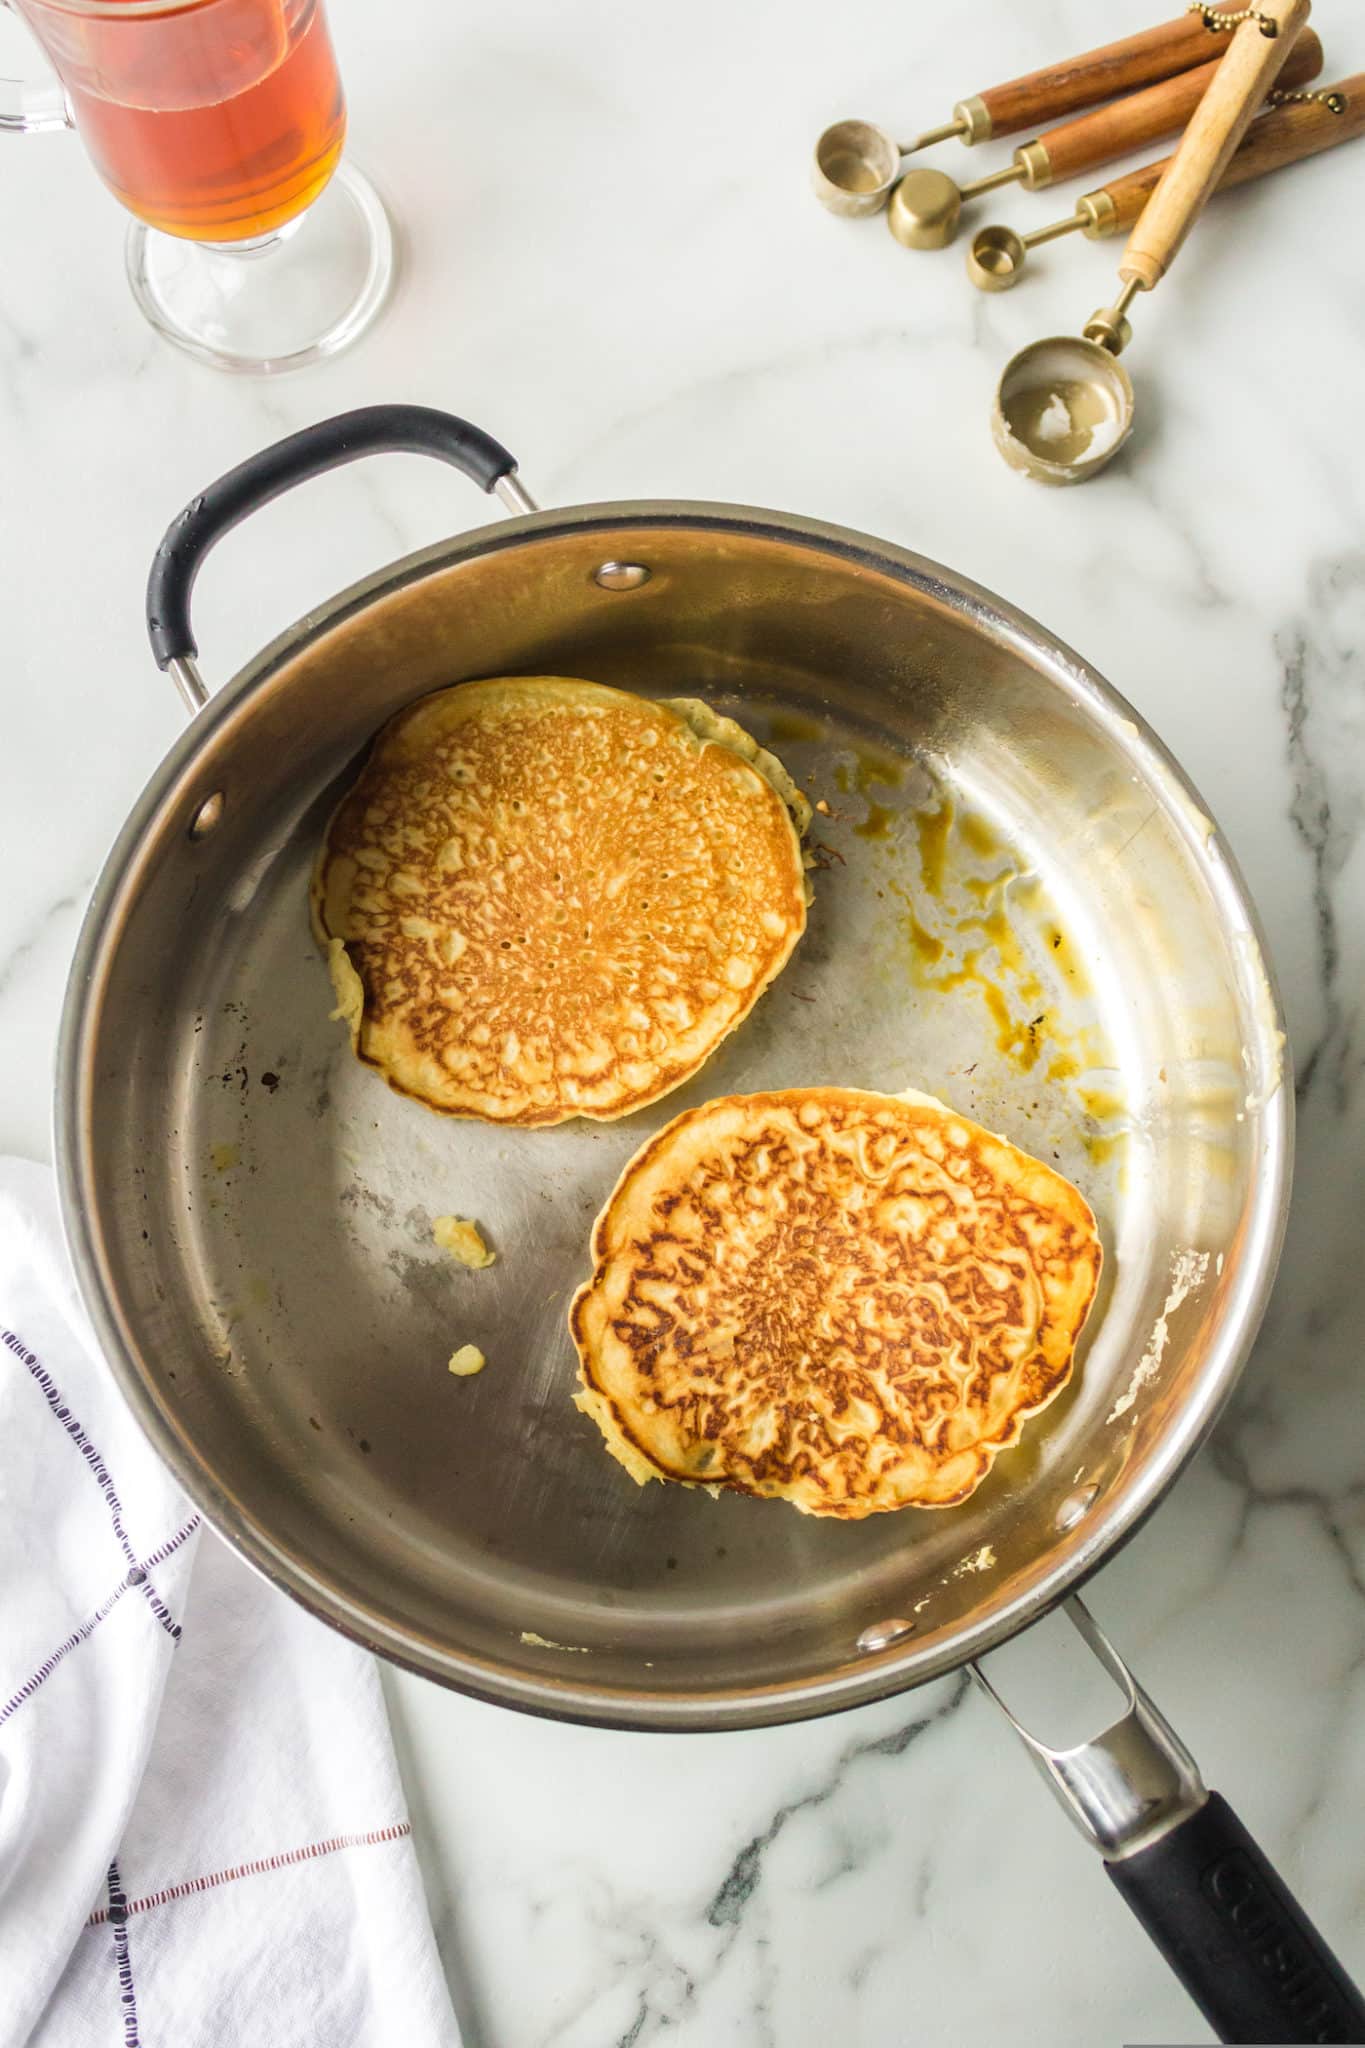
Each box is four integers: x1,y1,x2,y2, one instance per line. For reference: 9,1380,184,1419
0,0,72,132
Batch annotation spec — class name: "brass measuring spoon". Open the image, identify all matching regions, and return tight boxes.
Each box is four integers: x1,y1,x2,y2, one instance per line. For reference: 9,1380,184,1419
993,0,1310,485
812,9,1229,217
885,26,1321,248
968,74,1358,289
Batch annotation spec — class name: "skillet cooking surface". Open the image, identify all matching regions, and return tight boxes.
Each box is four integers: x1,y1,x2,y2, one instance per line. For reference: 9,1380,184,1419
66,511,1284,1724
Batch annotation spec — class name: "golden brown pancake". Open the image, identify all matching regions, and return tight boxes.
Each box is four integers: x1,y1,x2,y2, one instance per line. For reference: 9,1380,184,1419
312,679,810,1126
570,1087,1100,1518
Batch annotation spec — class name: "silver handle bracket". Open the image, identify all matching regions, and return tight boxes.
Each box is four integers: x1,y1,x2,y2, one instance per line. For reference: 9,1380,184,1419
972,1596,1207,1860
168,654,208,716
493,469,539,515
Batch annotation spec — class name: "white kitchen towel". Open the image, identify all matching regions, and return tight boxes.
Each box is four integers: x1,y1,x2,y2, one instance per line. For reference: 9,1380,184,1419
0,1157,461,2048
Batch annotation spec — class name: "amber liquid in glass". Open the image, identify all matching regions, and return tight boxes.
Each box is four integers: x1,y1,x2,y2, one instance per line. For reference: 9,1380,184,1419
54,0,345,242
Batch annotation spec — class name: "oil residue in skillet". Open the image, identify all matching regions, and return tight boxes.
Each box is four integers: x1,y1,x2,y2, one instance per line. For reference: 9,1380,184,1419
813,736,1129,1173
894,797,1122,1174
913,794,953,896
854,799,898,841
835,747,905,839
765,709,826,746
896,799,1053,1071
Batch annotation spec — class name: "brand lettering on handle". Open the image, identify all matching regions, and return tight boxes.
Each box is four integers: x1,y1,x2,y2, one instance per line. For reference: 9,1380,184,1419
1204,1852,1347,2042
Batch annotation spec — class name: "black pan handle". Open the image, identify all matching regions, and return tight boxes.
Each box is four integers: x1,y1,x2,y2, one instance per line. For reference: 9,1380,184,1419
1108,1791,1365,2043
145,404,520,673
975,1598,1365,2043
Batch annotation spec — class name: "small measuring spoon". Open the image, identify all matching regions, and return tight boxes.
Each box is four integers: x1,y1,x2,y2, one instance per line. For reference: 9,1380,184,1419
993,0,1311,486
813,115,973,219
885,27,1321,249
968,73,1357,290
811,9,1229,217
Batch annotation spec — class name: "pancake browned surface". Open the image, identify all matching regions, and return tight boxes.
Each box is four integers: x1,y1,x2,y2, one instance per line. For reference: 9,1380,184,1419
312,679,810,1126
570,1087,1101,1517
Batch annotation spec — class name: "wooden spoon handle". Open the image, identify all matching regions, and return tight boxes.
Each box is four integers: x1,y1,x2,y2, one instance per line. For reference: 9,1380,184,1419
1098,76,1365,232
1030,26,1321,186
975,12,1227,139
1121,0,1312,289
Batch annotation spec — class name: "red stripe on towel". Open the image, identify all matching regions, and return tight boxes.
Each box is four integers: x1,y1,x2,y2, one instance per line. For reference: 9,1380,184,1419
85,1823,413,1926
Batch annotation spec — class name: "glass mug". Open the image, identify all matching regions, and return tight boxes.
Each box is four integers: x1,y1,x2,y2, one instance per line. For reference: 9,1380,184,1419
1,0,393,371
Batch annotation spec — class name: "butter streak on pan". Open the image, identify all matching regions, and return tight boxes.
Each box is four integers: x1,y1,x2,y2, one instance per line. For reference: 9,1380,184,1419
432,1215,495,1269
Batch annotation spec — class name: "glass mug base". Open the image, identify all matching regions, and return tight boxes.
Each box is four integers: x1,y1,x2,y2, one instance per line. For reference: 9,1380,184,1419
125,159,394,374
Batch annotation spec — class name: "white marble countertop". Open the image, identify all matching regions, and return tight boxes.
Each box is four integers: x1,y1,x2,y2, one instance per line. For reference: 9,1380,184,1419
5,0,1365,2040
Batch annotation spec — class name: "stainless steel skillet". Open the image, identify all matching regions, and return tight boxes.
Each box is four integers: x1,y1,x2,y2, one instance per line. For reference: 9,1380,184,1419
57,405,1364,2040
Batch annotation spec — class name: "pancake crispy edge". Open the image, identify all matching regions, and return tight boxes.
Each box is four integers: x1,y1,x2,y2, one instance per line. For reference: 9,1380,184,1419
570,1086,1102,1519
311,678,812,1126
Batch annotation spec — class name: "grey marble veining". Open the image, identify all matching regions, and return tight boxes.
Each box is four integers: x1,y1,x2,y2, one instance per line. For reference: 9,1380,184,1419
4,0,1364,2040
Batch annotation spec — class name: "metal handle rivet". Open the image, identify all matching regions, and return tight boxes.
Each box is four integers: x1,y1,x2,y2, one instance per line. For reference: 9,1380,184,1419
856,1617,916,1653
1056,1482,1099,1530
188,792,225,841
593,562,651,592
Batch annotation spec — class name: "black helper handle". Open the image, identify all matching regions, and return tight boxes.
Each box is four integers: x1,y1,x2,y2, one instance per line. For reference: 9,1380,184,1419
146,404,518,671
1107,1793,1365,2044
